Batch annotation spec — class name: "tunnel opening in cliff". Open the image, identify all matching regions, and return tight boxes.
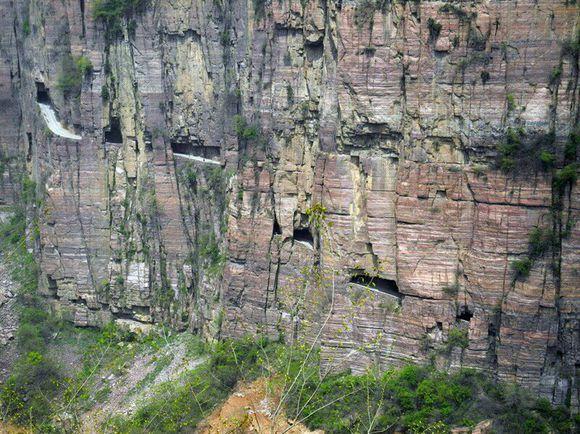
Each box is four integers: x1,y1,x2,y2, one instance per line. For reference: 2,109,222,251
293,227,314,247
36,82,50,103
105,117,123,143
350,274,401,299
46,275,58,297
171,141,220,159
457,306,473,322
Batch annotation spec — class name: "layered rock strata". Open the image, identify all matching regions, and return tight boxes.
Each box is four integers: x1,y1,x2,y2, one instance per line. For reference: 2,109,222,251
0,0,577,408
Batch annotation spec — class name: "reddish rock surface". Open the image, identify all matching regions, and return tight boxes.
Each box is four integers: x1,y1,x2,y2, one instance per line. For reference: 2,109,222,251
0,0,577,410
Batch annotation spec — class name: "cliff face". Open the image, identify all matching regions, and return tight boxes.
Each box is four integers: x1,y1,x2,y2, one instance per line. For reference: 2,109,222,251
0,0,578,408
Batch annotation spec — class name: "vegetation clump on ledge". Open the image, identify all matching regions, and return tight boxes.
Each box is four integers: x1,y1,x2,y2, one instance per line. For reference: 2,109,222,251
427,18,442,41
354,0,389,29
93,0,148,38
512,226,555,280
57,55,93,99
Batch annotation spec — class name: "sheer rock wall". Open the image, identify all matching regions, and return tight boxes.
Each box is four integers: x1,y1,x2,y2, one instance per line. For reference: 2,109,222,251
0,0,577,408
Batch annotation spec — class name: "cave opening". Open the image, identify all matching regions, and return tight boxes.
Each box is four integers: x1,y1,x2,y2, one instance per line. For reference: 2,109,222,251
293,227,313,246
104,117,123,143
273,216,282,236
171,141,194,154
457,306,473,322
350,274,401,298
143,131,153,151
36,82,50,103
46,275,58,296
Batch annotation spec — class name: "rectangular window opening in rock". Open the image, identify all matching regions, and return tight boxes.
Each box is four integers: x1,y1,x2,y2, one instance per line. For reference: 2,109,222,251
36,82,49,103
350,274,402,299
171,141,220,159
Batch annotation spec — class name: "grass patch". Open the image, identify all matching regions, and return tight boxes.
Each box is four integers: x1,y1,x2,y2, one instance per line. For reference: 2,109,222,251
106,336,268,433
3,327,575,433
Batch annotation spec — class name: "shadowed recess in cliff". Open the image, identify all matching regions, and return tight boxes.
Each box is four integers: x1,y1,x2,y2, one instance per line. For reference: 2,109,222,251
293,227,314,249
457,305,473,322
273,216,282,236
350,274,402,300
171,141,220,159
104,117,123,143
36,82,49,103
171,141,222,165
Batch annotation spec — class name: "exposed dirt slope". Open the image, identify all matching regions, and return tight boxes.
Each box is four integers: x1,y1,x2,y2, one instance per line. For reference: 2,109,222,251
197,378,323,434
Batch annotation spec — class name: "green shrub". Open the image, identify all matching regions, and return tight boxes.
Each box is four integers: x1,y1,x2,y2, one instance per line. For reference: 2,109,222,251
198,232,225,276
564,131,578,162
76,55,93,76
57,56,82,97
0,355,63,425
93,0,148,38
471,163,487,176
554,163,578,191
286,83,294,104
550,65,563,85
511,226,554,282
438,4,474,21
528,227,553,257
447,327,469,350
500,156,515,172
506,93,516,111
0,200,66,427
93,0,148,21
57,55,92,98
242,124,259,140
181,166,197,186
233,114,259,141
101,85,110,100
427,18,442,40
286,360,571,434
539,150,556,168
512,257,533,279
22,18,30,36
